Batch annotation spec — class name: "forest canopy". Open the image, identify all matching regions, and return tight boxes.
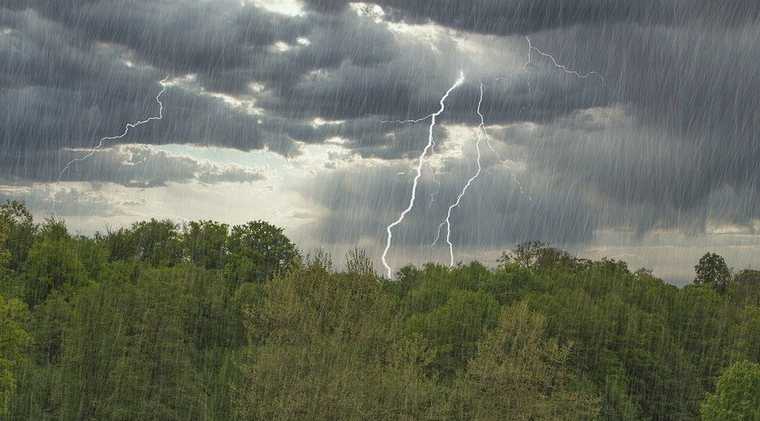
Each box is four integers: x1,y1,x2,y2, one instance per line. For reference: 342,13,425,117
1,201,759,420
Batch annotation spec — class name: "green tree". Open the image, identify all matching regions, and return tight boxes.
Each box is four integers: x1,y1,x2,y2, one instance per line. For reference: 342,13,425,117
182,220,229,270
24,220,87,307
131,219,184,266
56,267,206,420
344,247,375,277
225,221,299,285
0,201,36,272
6,213,760,421
701,361,760,421
731,270,760,307
694,252,730,292
404,289,499,377
0,213,18,298
499,241,577,270
0,294,30,416
449,302,600,420
102,219,183,266
0,214,10,269
731,306,760,366
236,263,435,420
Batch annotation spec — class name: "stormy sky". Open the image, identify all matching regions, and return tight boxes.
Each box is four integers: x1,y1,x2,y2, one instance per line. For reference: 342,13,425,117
2,0,760,282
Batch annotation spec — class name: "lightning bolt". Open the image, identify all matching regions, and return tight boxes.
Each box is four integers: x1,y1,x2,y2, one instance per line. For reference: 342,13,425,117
56,78,169,182
382,36,602,273
428,177,441,209
477,132,533,203
525,36,604,82
380,116,435,125
484,135,500,159
486,36,604,206
514,35,603,200
381,71,465,278
461,81,533,204
431,83,486,266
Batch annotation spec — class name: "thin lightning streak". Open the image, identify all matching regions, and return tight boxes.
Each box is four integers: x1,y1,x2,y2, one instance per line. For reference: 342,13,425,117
431,84,485,266
464,82,533,204
478,132,533,203
56,78,169,182
382,71,465,278
428,177,442,209
427,36,600,264
525,36,604,82
487,36,605,205
380,115,433,125
484,134,500,158
518,35,606,198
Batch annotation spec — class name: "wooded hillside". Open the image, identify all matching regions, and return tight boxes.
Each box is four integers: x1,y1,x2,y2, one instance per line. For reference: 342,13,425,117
1,202,759,420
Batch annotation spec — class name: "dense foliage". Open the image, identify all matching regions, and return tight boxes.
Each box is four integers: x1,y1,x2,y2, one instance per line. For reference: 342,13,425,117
700,360,760,420
1,201,759,420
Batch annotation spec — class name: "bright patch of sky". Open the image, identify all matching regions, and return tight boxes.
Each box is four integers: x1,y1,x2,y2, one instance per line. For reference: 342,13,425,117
251,0,304,16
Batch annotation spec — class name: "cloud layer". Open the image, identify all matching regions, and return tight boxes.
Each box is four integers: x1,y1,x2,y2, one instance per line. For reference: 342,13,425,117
2,0,760,281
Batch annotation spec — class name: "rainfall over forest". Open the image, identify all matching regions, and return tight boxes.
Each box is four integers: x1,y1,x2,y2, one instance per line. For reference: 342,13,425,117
1,0,760,420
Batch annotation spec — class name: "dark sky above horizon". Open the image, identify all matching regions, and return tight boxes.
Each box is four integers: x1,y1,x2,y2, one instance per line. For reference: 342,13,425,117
2,0,760,282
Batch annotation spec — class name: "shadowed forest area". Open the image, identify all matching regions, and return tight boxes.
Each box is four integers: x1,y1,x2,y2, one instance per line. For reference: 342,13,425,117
1,201,759,421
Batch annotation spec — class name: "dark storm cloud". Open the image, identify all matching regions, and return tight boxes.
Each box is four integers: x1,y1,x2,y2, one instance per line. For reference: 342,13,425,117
303,155,594,248
3,0,308,92
0,2,444,180
305,0,760,34
2,0,397,94
511,21,760,224
58,145,266,187
316,8,760,247
617,25,760,199
0,0,610,172
0,145,264,187
0,8,275,153
0,5,368,180
507,101,760,234
303,0,351,14
333,120,444,160
0,75,318,178
3,0,760,252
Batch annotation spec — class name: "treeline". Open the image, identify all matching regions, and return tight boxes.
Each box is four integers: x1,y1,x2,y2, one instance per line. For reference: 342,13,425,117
0,201,759,420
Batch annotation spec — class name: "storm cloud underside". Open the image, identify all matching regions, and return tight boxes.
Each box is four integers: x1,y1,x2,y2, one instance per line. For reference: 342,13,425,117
2,0,760,282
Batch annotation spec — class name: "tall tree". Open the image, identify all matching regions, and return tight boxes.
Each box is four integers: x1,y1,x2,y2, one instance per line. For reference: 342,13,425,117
732,270,760,307
236,263,435,420
0,201,36,272
499,241,578,270
0,294,30,416
24,220,87,307
182,221,229,270
694,252,731,292
701,360,760,421
225,221,299,285
449,302,600,420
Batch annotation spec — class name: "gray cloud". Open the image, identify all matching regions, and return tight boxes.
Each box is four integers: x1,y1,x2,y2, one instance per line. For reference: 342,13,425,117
519,22,760,220
0,186,115,218
0,1,611,169
2,0,760,272
3,0,308,90
1,144,264,187
302,147,594,248
305,0,760,34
